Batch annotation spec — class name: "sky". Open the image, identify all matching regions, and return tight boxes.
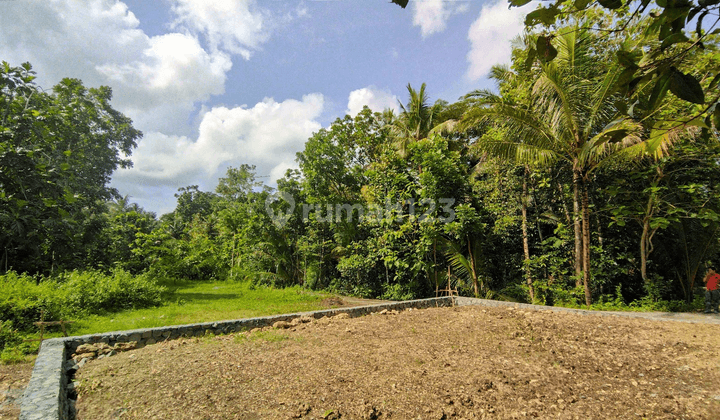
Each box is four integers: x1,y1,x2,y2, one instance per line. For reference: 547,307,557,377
0,0,533,215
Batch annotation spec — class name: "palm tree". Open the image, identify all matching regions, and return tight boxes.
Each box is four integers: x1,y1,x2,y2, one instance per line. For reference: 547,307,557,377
461,27,662,305
391,83,443,157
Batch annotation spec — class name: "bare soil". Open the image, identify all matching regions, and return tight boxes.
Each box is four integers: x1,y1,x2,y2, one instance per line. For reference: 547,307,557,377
0,362,33,419
75,306,720,420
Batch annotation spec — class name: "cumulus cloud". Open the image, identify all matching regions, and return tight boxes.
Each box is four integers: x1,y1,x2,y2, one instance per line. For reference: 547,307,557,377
113,94,324,190
169,0,268,59
466,0,532,81
413,0,469,38
346,86,399,116
0,0,236,135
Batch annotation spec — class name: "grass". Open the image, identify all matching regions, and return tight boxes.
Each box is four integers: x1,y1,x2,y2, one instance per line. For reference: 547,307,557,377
40,281,333,338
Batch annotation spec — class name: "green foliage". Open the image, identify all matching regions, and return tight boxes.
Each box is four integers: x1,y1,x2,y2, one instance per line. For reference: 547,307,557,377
56,269,165,316
0,269,165,334
0,62,141,275
0,320,21,350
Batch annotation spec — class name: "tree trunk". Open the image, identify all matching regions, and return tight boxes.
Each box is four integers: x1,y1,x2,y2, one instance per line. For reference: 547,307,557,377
522,167,534,303
468,238,480,298
640,218,649,282
573,169,583,287
557,182,572,225
581,177,592,306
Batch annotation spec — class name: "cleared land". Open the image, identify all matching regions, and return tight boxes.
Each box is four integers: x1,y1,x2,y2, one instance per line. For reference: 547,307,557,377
0,362,33,419
75,305,720,420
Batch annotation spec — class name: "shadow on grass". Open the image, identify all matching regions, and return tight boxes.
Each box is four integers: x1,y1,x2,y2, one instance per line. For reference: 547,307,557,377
173,292,240,302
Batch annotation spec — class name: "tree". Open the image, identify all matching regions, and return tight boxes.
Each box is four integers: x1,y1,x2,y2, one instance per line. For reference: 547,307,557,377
391,83,445,158
462,26,668,305
216,164,262,202
0,62,141,274
516,0,720,141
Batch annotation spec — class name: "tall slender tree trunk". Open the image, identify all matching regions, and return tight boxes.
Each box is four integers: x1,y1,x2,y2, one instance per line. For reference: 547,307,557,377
468,238,480,298
522,166,534,303
572,169,583,287
557,182,572,225
581,177,592,306
640,194,657,283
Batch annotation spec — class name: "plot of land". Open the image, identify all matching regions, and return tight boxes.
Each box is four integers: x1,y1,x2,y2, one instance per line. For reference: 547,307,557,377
0,362,33,419
75,306,720,419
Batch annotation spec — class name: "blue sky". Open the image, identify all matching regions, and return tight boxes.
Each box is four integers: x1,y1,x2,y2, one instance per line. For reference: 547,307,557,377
0,0,532,215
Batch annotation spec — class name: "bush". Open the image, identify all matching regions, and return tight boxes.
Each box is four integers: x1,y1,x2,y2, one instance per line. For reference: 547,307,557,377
0,272,63,331
0,321,21,349
56,269,166,315
0,269,165,334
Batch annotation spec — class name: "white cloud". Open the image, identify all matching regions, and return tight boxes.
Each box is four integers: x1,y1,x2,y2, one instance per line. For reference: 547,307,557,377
169,0,268,59
0,0,234,135
412,0,469,38
346,86,399,116
466,0,532,81
113,94,324,190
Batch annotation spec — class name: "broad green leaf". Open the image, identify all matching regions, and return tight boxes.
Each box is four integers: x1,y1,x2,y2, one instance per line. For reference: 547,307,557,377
685,117,709,129
660,32,689,50
669,67,705,104
696,10,709,38
598,0,623,9
648,70,671,112
525,47,536,71
574,0,592,9
510,0,533,6
525,8,559,26
390,0,409,8
708,72,720,90
699,0,720,7
536,36,558,63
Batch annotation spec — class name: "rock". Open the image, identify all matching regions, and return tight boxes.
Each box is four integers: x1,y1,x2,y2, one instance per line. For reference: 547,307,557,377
299,316,314,323
107,350,117,357
250,328,261,334
75,344,99,354
77,358,88,368
115,341,137,351
73,352,96,362
274,321,292,329
379,309,389,315
334,313,350,320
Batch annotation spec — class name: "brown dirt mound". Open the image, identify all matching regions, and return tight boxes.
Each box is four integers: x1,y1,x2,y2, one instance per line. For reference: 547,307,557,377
320,297,346,307
75,306,720,419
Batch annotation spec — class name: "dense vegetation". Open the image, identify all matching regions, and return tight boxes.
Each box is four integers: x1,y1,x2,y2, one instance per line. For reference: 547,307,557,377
3,4,720,359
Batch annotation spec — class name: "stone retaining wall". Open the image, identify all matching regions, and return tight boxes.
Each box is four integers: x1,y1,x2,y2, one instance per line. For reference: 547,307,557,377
19,297,455,420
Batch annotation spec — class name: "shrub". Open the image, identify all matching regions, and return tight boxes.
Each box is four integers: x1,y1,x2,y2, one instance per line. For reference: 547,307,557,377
0,272,63,331
0,269,165,332
57,269,165,315
0,320,21,349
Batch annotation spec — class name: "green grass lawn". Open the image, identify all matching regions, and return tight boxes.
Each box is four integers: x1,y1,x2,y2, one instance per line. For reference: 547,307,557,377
65,281,332,336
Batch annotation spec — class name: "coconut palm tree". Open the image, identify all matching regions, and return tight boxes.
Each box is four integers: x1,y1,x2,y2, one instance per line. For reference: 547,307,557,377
391,83,444,157
460,27,665,305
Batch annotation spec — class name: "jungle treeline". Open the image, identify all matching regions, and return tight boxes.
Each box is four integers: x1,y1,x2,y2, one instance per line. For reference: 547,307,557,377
3,8,720,313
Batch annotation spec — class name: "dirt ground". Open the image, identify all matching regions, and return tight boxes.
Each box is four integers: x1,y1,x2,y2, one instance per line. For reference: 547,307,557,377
74,305,720,420
0,362,32,419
